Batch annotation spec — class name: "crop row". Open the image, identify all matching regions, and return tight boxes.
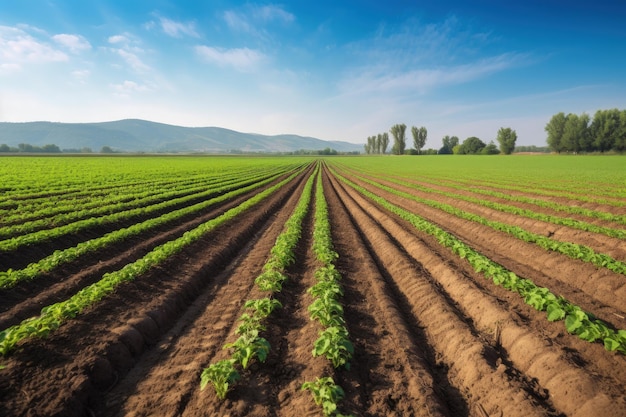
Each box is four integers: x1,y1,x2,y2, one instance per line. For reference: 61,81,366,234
338,162,626,225
0,167,291,239
302,167,353,417
412,176,626,226
0,174,211,222
426,175,626,207
0,166,298,254
201,164,317,399
0,169,299,289
0,169,303,356
0,166,273,229
345,170,626,276
331,168,626,355
371,174,626,239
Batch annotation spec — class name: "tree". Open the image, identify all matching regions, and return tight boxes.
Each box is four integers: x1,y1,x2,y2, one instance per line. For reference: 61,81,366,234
42,144,61,153
390,124,407,155
381,132,389,154
496,127,516,154
0,144,10,152
101,146,114,153
439,135,459,154
545,112,567,153
561,113,590,153
458,136,486,154
376,134,382,154
411,126,427,154
616,110,626,152
590,109,620,152
481,141,500,154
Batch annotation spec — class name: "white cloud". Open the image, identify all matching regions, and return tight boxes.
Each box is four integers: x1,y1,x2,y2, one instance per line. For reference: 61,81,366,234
223,10,253,33
340,53,526,96
195,45,265,72
158,17,199,38
111,80,151,98
108,34,128,44
0,25,67,68
223,4,294,40
71,69,90,82
52,34,91,53
115,48,150,72
253,5,295,23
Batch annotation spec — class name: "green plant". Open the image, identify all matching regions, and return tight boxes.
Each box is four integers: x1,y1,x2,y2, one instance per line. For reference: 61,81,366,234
309,297,345,328
312,326,354,369
224,330,271,370
244,298,282,318
200,359,240,399
302,376,350,417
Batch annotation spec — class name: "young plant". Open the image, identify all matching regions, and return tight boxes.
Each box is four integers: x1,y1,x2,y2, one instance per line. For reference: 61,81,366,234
302,376,349,417
244,298,282,318
235,313,265,335
224,330,271,369
312,326,354,369
309,297,345,328
200,359,240,399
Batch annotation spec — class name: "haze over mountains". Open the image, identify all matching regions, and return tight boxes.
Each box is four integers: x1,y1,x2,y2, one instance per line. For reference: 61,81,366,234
0,119,362,153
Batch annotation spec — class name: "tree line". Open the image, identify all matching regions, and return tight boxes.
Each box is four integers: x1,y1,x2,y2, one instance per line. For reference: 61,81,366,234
0,143,116,153
545,108,626,153
364,124,517,155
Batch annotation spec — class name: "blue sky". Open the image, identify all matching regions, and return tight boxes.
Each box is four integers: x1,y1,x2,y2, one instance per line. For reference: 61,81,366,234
1,1,625,148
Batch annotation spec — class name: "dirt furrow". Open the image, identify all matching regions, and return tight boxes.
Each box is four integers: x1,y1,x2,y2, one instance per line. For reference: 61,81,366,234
323,168,452,417
0,168,311,417
0,173,284,271
363,172,626,263
330,169,626,416
401,177,626,231
327,169,556,417
98,170,307,417
0,173,294,329
340,169,626,325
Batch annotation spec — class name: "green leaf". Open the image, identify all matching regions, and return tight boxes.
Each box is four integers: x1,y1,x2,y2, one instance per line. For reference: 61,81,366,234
546,303,566,321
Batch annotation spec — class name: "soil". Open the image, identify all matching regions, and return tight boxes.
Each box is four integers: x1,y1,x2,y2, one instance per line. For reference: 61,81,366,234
0,162,625,417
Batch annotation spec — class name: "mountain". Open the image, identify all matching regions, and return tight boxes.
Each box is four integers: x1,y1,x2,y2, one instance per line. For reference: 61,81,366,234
0,119,362,153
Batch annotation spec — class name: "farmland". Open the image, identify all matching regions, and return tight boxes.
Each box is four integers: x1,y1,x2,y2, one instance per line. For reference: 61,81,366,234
0,155,625,417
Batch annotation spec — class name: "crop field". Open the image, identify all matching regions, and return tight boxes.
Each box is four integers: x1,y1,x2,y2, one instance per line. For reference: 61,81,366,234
0,154,625,417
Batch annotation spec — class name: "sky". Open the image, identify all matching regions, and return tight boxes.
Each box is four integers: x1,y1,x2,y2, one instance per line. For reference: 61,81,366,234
1,1,625,149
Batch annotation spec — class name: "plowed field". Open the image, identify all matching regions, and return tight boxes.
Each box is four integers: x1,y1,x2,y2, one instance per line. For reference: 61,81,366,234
1,156,625,417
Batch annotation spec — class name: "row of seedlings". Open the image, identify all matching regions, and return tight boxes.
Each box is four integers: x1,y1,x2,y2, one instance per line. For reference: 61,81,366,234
363,173,626,238
0,165,296,252
0,170,304,356
302,168,354,417
200,165,318,398
0,167,298,289
348,171,626,276
332,168,626,355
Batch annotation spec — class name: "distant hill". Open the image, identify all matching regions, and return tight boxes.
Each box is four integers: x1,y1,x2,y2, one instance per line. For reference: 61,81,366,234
0,119,362,153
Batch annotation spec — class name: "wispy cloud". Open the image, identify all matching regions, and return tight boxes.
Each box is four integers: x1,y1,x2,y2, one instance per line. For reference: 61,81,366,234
71,69,90,83
108,34,129,44
195,45,265,72
337,16,529,97
52,34,91,53
115,48,150,72
340,53,527,95
106,33,150,73
111,80,152,98
223,4,294,41
157,16,199,38
0,25,67,70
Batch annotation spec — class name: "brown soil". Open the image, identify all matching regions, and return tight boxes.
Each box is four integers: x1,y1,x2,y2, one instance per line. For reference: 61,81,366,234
0,162,625,417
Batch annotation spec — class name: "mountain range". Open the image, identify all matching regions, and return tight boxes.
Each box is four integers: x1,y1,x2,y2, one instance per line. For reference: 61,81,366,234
0,119,362,153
